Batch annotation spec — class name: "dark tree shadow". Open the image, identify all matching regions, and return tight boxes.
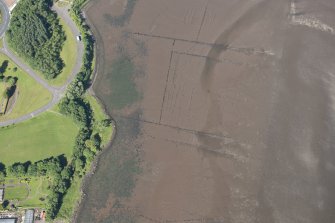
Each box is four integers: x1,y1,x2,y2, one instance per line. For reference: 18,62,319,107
6,85,16,98
0,162,5,172
0,60,9,74
57,154,68,168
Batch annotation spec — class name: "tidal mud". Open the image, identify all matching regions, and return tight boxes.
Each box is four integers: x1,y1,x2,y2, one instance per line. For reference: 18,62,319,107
77,0,335,222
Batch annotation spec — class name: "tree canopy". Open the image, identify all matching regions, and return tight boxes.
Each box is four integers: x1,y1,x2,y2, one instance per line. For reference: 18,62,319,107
6,0,65,79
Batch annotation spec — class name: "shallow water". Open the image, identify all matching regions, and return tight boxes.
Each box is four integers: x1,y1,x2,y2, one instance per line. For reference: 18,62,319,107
77,0,335,222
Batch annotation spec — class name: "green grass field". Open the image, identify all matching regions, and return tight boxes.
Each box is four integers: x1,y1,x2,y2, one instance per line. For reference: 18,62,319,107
0,111,79,165
4,185,29,201
3,177,50,208
0,53,52,121
0,82,8,114
0,82,6,95
48,17,77,86
20,177,50,207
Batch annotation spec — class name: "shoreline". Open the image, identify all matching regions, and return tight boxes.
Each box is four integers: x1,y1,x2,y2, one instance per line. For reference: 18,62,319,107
71,111,116,223
71,0,117,221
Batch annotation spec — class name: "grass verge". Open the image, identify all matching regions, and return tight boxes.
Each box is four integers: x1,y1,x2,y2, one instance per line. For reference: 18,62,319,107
4,185,28,201
19,177,50,207
0,110,79,165
48,17,77,86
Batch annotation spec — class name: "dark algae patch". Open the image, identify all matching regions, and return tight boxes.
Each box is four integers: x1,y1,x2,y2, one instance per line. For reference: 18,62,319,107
104,0,137,27
107,56,140,110
104,147,141,198
76,118,141,223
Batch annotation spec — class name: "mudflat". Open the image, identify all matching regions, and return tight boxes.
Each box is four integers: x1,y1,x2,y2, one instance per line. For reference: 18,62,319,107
77,0,335,222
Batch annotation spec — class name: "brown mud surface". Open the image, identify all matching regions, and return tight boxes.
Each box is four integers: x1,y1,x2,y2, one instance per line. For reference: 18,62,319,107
77,0,335,222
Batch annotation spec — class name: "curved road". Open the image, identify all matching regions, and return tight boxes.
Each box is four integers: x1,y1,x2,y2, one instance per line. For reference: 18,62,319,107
0,0,9,37
0,4,84,127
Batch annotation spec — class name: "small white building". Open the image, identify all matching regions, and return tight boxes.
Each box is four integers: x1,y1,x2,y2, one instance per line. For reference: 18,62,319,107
0,189,4,203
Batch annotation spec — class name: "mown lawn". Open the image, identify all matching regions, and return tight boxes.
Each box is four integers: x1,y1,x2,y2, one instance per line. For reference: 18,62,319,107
0,82,7,113
0,53,52,121
0,111,79,165
0,82,7,96
3,177,50,208
20,177,50,207
48,17,77,86
4,185,29,201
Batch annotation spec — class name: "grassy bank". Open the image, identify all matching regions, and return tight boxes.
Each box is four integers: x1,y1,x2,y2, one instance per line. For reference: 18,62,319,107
0,110,79,165
56,94,114,221
85,94,113,146
57,175,81,219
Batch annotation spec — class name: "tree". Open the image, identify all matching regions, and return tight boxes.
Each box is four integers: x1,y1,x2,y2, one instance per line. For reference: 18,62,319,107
27,164,38,176
75,158,84,173
2,200,9,209
6,0,65,79
7,163,26,177
83,148,95,162
7,77,17,86
0,171,5,182
61,167,72,180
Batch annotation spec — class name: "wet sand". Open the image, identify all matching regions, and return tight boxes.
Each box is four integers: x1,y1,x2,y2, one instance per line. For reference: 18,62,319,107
77,0,335,222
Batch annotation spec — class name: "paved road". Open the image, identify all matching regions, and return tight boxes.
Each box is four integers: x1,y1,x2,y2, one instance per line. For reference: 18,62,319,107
0,0,9,37
0,4,84,127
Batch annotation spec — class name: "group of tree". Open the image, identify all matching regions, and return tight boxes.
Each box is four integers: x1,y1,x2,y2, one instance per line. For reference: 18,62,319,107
0,156,73,219
0,60,17,99
1,0,110,220
46,0,106,219
5,157,65,177
0,76,17,99
6,0,65,79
